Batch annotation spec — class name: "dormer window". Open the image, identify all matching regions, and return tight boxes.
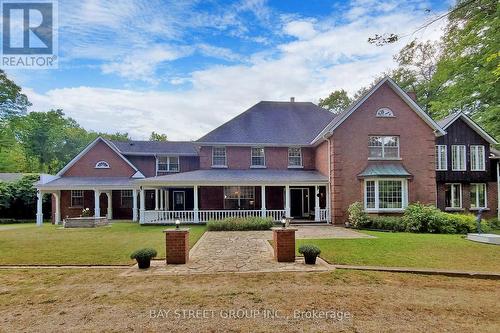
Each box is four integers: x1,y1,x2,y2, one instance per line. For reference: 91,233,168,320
95,161,110,169
376,108,394,118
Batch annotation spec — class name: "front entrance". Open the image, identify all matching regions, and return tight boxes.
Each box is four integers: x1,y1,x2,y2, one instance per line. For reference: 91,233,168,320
290,188,310,219
173,191,186,210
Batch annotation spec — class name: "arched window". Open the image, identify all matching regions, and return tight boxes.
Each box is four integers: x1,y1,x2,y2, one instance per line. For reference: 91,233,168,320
376,108,394,118
95,161,110,169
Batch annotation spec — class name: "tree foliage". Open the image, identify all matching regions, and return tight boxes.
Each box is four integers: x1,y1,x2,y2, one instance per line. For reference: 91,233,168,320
149,131,168,141
0,70,31,119
318,89,352,113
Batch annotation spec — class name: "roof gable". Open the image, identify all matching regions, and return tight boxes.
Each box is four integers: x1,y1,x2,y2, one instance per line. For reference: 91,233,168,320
437,112,498,145
312,77,446,143
197,101,335,146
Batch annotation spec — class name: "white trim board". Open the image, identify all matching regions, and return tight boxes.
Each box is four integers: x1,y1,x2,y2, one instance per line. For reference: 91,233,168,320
56,137,143,178
311,77,447,144
439,112,498,145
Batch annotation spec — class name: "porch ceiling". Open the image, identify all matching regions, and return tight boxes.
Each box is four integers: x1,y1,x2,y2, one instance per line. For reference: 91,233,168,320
135,169,328,186
36,176,136,190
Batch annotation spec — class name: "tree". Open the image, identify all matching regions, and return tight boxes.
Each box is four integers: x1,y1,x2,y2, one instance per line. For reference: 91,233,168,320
318,89,352,113
0,69,31,119
149,131,168,141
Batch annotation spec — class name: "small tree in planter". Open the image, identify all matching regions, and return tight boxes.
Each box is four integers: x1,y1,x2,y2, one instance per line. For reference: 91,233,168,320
130,248,157,269
298,244,321,265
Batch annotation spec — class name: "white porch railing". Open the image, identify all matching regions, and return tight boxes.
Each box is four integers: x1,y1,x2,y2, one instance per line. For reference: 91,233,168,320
142,209,288,224
318,209,329,222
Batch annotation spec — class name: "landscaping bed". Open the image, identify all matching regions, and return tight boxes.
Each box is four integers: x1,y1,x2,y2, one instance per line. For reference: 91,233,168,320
207,216,274,231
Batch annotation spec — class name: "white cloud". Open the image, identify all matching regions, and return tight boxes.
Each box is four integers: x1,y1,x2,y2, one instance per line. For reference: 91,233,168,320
26,0,447,140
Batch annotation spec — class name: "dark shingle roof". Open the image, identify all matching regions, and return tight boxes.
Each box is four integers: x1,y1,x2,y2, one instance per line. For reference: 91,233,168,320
109,140,198,155
436,112,460,128
37,177,135,189
197,101,335,145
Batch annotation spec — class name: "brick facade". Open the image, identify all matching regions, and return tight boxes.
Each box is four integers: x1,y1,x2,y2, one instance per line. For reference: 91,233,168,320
272,228,297,262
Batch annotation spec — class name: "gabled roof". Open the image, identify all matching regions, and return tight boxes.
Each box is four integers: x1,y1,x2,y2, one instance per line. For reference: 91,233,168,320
197,101,336,146
109,140,198,156
437,112,498,145
312,77,446,144
56,137,144,178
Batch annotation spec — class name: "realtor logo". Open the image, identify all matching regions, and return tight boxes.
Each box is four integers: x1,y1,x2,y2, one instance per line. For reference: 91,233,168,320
1,0,58,68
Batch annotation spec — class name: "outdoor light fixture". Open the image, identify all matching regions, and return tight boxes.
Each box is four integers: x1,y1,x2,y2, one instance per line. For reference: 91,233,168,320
281,217,286,229
175,219,180,229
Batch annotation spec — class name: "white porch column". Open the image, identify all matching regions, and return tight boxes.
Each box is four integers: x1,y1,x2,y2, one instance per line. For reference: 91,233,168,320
285,185,290,218
106,192,112,219
154,189,159,210
314,185,320,221
326,184,331,224
36,189,43,226
132,189,138,222
54,190,61,225
261,185,266,218
139,188,145,223
160,190,164,210
94,189,101,217
193,185,199,223
166,190,170,210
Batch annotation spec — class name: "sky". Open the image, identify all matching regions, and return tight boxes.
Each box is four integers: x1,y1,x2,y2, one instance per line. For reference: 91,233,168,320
6,0,452,140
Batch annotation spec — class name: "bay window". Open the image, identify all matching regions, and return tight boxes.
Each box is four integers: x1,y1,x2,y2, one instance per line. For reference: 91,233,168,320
212,147,227,167
251,147,265,167
470,183,487,209
364,179,407,211
435,145,447,170
223,186,255,210
368,136,399,159
445,183,462,209
451,145,466,171
470,145,485,171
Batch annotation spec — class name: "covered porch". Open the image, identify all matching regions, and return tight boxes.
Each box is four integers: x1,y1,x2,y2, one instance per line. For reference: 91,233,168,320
136,169,331,224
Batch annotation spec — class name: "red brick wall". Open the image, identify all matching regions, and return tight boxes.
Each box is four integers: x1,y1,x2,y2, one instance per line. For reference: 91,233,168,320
199,146,315,169
63,140,136,177
329,82,437,224
314,140,329,176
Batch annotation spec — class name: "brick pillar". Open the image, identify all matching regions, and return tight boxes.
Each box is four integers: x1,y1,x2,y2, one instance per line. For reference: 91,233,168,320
272,227,297,262
164,228,189,264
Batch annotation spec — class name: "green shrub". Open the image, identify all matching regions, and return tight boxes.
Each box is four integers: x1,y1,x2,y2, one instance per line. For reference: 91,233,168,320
207,216,274,231
130,248,157,260
298,244,321,257
369,216,405,231
488,218,500,230
347,202,370,228
402,203,442,232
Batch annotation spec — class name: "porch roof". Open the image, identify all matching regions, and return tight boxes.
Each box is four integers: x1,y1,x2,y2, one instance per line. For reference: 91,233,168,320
357,164,412,178
136,169,328,186
36,177,136,190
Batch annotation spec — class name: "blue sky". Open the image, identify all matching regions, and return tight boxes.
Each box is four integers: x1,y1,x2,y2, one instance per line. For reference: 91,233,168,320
7,0,451,140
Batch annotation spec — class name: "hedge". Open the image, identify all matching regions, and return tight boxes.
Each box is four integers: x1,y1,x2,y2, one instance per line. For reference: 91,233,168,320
207,216,274,231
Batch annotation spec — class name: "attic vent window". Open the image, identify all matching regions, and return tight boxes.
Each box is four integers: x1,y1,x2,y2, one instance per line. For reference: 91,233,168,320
95,161,110,169
376,108,395,118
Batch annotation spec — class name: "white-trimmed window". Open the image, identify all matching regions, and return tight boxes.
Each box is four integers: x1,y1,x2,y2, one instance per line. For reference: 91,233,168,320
212,147,227,167
71,190,84,207
157,156,179,173
95,160,110,169
223,186,255,210
375,108,394,118
445,183,462,209
120,190,133,208
470,145,485,171
470,183,487,209
288,147,302,167
368,136,399,159
435,145,447,171
251,147,265,167
364,179,408,211
451,145,466,171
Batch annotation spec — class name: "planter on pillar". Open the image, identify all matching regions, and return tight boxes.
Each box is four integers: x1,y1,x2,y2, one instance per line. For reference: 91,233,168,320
272,227,297,262
164,228,190,264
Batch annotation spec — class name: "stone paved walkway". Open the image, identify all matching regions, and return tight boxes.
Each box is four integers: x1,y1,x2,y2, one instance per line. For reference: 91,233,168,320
121,227,370,276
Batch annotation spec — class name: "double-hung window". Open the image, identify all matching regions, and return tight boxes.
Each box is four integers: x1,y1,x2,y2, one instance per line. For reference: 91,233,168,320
368,136,399,159
364,179,407,211
157,156,179,173
451,145,466,171
288,147,302,167
223,186,255,210
470,183,487,209
212,147,227,167
445,184,462,209
251,147,265,167
120,190,133,208
435,145,447,170
470,145,485,171
71,190,84,207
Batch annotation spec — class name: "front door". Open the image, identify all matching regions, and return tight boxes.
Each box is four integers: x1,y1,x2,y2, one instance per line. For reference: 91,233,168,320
173,191,185,211
290,188,309,218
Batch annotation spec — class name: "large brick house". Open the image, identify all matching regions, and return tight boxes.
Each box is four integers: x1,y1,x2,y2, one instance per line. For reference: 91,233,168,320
35,77,499,225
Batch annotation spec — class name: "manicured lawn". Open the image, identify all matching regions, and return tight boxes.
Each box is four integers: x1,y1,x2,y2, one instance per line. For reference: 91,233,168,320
297,231,500,272
0,221,206,265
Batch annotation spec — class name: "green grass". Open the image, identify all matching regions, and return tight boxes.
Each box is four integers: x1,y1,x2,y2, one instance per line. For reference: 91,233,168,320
297,231,500,272
0,221,206,265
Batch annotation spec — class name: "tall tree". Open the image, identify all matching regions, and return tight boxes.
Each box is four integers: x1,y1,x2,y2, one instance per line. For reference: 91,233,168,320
0,69,31,119
149,131,168,141
318,89,352,113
